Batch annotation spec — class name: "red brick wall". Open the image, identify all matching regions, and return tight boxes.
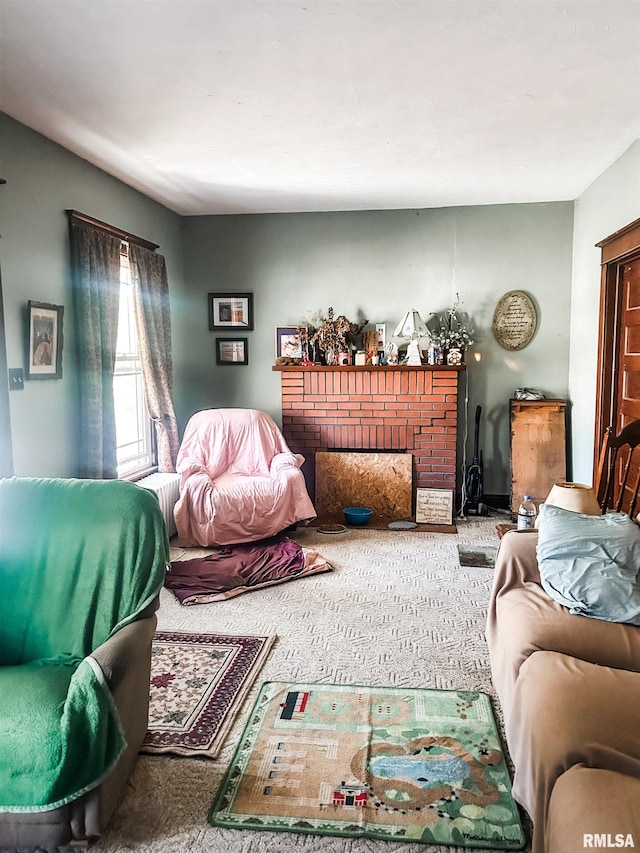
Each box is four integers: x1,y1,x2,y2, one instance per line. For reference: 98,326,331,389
276,365,463,501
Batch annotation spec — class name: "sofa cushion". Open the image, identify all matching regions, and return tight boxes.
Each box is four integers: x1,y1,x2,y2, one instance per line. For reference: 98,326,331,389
536,503,640,625
510,652,640,853
546,766,640,853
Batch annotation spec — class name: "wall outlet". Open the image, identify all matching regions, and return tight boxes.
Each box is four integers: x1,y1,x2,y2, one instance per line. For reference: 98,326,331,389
9,368,24,390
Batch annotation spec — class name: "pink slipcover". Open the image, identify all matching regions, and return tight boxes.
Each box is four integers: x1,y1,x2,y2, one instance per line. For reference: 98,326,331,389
174,408,316,546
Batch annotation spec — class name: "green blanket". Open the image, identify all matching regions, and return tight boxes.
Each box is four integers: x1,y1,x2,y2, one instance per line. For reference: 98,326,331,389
0,478,169,811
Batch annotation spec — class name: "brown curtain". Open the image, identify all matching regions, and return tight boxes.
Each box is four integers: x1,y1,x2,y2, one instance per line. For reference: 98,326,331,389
129,244,180,472
70,223,122,479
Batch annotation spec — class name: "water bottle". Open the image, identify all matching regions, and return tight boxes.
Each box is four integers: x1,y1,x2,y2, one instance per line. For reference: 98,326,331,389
517,495,537,529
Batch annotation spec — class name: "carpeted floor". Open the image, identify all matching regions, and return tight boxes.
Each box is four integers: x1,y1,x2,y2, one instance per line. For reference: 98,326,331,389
89,515,531,853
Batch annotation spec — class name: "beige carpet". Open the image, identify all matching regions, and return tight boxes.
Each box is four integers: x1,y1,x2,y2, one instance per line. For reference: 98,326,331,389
90,514,530,853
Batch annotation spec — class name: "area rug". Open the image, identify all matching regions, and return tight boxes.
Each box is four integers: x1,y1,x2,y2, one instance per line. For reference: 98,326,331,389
457,543,498,569
141,631,275,758
209,681,525,849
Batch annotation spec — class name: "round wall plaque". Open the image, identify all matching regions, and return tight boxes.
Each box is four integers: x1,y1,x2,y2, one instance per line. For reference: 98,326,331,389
492,290,537,351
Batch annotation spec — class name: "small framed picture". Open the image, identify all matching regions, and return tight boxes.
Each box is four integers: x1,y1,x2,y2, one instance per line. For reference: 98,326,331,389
27,300,64,379
415,488,454,525
216,337,248,365
208,292,253,330
376,323,386,351
275,326,304,359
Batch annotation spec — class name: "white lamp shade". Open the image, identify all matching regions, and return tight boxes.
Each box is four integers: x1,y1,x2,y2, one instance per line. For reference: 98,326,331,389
545,482,601,514
535,481,601,528
393,309,427,339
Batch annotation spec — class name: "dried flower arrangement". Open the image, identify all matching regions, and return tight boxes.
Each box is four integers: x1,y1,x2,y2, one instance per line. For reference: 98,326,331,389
302,307,368,364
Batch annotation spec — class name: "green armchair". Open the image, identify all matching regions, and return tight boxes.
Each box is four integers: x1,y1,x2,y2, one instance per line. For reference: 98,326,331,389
0,477,169,848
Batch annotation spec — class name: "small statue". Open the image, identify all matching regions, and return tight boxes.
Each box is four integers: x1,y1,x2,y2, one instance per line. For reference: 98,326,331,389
385,341,399,365
405,338,423,366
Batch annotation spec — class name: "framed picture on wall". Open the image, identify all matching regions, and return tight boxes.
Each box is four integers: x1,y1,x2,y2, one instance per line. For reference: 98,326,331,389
216,337,249,365
208,292,253,330
275,326,305,359
26,300,64,379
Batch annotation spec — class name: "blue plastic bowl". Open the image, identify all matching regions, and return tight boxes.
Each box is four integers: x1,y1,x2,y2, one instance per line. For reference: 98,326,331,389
343,506,373,526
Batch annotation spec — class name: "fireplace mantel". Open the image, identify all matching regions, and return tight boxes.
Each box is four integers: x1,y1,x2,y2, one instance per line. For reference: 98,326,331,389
273,364,465,373
274,363,464,503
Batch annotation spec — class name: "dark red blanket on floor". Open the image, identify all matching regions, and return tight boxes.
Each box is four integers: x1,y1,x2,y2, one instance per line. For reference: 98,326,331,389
166,537,331,604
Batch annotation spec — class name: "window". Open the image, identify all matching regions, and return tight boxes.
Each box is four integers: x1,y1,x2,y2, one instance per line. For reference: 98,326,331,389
114,245,155,478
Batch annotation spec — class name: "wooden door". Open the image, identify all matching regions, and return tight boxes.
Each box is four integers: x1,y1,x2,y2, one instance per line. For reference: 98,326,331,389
618,257,640,427
609,257,640,508
595,218,640,508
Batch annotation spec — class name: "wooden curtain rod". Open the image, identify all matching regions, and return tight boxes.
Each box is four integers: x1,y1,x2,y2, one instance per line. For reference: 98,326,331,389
66,210,159,251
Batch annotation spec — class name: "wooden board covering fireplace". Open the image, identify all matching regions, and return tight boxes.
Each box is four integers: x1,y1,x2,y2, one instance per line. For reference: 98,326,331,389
273,364,464,516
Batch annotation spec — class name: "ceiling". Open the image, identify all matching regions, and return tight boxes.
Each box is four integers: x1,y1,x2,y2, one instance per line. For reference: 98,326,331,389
1,0,639,216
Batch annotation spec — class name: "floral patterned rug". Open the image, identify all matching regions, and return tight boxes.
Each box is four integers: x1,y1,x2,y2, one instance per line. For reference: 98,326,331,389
141,631,276,758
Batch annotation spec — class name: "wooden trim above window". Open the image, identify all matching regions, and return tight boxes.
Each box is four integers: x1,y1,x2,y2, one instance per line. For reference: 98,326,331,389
66,210,159,251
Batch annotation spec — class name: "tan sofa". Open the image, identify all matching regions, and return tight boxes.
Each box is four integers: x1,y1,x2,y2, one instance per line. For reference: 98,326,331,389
486,529,640,853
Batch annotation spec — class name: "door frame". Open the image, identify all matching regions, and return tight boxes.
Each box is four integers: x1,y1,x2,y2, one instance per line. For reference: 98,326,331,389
594,217,640,477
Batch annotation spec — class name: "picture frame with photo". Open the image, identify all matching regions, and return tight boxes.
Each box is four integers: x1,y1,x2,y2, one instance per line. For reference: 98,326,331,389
27,300,64,379
275,326,305,360
208,292,253,330
216,337,249,365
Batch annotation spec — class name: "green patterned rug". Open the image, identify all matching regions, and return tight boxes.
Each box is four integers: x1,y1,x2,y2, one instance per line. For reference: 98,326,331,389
209,681,525,849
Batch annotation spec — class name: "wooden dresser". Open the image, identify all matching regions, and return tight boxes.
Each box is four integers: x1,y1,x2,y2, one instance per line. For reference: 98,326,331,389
510,398,567,514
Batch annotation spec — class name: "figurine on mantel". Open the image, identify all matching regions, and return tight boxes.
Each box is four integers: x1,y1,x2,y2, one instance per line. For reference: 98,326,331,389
405,338,423,366
385,341,399,365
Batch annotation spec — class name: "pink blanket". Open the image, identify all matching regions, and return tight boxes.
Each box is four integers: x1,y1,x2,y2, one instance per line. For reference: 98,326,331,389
174,409,316,546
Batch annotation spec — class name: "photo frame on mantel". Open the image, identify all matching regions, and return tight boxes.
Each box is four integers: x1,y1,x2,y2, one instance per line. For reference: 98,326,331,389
275,326,304,359
26,300,64,379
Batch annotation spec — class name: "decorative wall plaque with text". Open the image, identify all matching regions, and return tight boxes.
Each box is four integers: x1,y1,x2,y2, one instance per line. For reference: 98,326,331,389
492,290,537,351
415,488,454,525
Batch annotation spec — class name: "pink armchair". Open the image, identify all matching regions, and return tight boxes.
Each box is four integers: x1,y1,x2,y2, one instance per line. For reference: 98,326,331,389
174,408,316,546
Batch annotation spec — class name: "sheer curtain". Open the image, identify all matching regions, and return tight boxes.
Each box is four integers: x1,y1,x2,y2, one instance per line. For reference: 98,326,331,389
69,223,122,478
0,265,13,478
129,244,180,472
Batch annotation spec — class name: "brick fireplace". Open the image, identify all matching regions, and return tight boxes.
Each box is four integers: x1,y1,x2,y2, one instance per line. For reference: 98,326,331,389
273,364,464,505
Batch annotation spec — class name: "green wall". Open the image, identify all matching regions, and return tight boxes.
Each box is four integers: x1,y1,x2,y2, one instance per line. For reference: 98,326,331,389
0,112,587,498
178,203,574,497
0,113,184,477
